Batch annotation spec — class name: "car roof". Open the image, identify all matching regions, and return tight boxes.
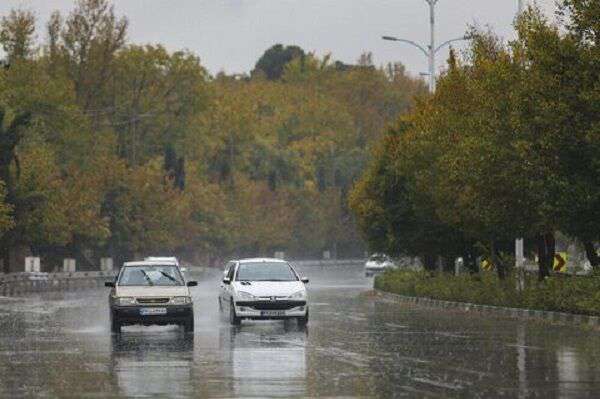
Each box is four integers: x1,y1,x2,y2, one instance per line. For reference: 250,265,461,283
144,256,178,263
236,257,287,264
123,261,179,267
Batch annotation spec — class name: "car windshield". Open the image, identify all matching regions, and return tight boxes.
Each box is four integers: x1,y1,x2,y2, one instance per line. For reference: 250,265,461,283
118,265,184,286
235,262,298,282
370,254,388,262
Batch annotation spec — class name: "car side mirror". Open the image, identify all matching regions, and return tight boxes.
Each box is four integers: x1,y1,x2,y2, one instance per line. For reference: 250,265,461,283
222,277,231,285
104,281,115,287
187,281,198,287
301,277,309,284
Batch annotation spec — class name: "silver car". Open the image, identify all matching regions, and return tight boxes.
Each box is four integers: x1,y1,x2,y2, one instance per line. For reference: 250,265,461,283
105,261,198,333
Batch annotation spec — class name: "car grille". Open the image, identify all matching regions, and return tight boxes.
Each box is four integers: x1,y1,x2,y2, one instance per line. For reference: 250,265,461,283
136,297,170,304
236,300,306,310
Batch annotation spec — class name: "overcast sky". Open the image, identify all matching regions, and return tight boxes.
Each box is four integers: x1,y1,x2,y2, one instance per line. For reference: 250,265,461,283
1,0,558,78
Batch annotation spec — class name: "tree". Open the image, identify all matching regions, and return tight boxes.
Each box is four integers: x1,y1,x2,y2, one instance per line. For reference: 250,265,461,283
0,9,36,62
111,45,210,164
253,44,305,80
350,121,472,271
0,108,31,272
50,0,128,112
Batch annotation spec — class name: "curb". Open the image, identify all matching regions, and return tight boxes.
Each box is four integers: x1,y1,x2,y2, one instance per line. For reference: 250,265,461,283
375,290,600,327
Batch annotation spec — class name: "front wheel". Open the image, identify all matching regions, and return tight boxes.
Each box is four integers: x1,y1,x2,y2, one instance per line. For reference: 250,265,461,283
183,315,194,333
230,303,241,326
110,314,121,334
297,309,309,327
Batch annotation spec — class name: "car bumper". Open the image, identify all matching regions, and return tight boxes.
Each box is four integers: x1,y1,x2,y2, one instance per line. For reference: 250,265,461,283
365,267,387,275
111,304,193,326
234,300,307,319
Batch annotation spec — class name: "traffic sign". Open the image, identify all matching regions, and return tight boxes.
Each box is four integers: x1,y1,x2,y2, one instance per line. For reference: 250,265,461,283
553,252,567,273
481,259,494,271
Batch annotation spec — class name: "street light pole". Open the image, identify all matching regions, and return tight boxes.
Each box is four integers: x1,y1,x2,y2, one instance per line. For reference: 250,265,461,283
515,0,526,281
383,0,465,93
427,0,437,92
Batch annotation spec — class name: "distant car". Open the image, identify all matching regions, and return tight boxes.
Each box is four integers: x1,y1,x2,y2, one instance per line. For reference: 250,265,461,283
105,260,198,333
218,258,309,326
364,254,396,277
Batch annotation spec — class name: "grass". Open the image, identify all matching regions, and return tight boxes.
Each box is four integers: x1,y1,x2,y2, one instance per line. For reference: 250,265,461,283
375,269,600,316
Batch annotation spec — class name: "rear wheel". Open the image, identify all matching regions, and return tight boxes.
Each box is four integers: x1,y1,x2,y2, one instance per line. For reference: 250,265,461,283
230,302,241,326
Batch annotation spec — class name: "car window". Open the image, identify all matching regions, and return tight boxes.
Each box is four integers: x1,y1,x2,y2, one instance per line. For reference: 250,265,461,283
118,265,184,286
227,263,236,280
235,262,298,282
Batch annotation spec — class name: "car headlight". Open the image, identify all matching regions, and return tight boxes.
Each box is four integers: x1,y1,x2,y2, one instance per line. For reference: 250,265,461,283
236,291,256,300
171,296,191,305
288,290,306,300
116,297,136,306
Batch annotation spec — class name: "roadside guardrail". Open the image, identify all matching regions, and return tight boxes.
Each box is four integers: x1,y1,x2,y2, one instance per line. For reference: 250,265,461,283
0,270,118,296
0,260,362,297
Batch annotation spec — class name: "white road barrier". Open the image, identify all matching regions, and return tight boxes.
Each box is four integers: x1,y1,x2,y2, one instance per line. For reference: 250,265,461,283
0,259,362,297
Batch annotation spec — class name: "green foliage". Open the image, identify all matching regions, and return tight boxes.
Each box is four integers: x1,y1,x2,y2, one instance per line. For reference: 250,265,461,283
253,44,305,80
352,2,600,278
377,269,600,316
0,1,426,269
0,8,36,62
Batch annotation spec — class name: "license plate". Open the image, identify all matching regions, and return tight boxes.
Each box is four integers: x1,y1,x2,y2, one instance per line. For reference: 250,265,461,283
261,310,285,317
140,307,167,316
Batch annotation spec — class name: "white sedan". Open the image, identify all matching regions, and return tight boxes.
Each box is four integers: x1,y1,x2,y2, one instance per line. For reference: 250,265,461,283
364,254,396,277
218,258,309,326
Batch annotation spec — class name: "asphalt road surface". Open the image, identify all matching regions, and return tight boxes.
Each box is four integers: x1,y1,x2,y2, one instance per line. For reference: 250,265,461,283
2,264,600,398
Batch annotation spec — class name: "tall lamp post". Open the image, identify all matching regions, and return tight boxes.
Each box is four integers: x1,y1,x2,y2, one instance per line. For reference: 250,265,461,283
515,0,526,278
382,0,466,92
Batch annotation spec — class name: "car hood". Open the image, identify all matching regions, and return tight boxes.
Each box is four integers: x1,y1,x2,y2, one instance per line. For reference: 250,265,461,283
232,281,305,297
115,286,189,297
366,261,387,268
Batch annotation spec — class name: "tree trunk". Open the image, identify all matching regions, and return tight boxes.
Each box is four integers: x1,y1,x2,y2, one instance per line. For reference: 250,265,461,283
536,233,555,281
423,254,436,272
1,242,9,274
537,235,548,281
584,241,600,270
463,251,478,273
491,241,506,280
546,232,556,275
442,256,454,273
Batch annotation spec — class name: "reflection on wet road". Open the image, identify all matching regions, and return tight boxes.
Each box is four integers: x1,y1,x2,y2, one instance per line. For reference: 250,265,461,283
2,265,600,397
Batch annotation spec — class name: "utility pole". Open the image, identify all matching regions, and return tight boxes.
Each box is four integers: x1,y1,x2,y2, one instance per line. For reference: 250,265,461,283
515,0,526,283
383,0,466,93
427,0,438,92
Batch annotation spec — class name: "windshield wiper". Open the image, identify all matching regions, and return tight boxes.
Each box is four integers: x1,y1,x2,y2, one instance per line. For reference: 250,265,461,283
140,270,154,286
159,271,178,282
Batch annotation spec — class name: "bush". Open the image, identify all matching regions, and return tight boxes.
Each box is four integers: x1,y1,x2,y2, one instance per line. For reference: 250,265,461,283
376,269,600,316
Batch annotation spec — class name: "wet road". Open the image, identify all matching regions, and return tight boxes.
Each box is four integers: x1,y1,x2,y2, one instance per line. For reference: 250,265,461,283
2,265,600,398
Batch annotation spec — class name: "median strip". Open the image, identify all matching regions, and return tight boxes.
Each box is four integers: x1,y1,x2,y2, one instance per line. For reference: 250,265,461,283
375,289,600,327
